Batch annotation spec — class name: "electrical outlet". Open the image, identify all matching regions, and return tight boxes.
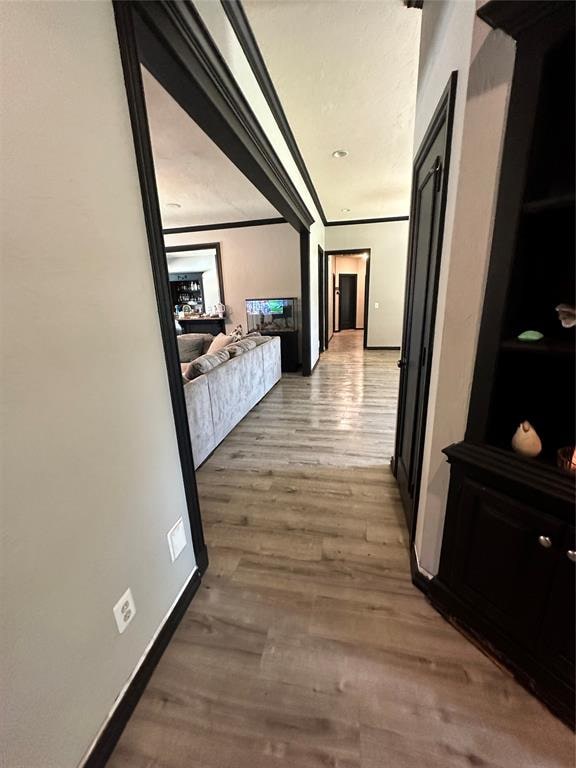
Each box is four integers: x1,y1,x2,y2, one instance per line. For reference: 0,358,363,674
374,302,380,309
167,517,187,563
113,588,136,634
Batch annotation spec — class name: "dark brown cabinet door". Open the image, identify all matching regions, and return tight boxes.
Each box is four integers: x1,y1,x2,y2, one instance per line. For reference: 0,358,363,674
539,526,575,683
447,477,564,646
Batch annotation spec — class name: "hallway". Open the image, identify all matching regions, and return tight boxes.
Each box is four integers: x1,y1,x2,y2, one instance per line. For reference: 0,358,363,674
109,332,573,768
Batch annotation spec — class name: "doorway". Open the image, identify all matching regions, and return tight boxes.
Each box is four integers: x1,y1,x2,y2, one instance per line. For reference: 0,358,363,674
339,274,357,330
325,249,371,348
393,72,457,538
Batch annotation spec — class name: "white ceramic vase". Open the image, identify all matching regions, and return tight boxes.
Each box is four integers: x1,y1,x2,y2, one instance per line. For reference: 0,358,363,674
511,421,542,457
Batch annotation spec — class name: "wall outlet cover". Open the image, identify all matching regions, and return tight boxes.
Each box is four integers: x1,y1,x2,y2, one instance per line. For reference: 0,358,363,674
374,302,379,309
113,588,136,634
167,517,187,563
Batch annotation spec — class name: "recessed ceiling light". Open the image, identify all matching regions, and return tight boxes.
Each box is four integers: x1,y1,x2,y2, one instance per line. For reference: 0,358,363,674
332,150,348,159
166,202,182,209
341,208,351,213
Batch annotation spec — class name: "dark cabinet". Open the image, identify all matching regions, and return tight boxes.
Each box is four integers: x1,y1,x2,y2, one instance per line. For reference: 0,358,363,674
438,445,574,726
538,526,575,684
260,330,299,372
446,477,564,646
428,2,575,729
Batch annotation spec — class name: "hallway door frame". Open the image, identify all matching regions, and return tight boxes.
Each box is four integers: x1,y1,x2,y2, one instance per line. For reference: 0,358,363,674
325,248,371,348
101,4,315,764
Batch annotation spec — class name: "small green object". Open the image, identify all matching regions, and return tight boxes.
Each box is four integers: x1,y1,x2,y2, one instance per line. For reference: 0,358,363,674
517,330,544,342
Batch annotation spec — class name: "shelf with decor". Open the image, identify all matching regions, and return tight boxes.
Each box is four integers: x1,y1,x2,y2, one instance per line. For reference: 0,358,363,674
429,1,575,730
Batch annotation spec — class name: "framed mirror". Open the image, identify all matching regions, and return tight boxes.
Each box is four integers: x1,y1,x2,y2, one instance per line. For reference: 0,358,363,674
165,242,225,318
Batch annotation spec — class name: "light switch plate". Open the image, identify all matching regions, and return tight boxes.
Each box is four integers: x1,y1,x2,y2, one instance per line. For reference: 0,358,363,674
113,588,136,634
167,517,187,562
374,302,380,309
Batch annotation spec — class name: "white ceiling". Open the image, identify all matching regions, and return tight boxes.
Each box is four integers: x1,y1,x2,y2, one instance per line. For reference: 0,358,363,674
141,67,280,228
243,0,421,222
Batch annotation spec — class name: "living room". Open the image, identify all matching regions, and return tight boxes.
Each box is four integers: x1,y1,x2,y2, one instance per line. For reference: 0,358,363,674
141,65,303,466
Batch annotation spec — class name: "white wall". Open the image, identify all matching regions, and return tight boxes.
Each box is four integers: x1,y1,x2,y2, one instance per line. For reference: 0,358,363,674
414,3,516,575
0,4,198,767
326,221,409,347
165,224,301,333
193,0,325,368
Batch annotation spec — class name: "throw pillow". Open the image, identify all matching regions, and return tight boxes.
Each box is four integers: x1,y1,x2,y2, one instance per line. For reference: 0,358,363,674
176,333,214,362
184,348,230,380
230,324,244,342
207,333,232,354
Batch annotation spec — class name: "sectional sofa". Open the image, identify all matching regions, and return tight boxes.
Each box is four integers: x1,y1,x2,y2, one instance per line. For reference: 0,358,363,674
177,332,281,468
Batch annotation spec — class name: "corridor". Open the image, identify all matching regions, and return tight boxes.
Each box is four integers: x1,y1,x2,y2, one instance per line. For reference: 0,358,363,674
109,332,572,767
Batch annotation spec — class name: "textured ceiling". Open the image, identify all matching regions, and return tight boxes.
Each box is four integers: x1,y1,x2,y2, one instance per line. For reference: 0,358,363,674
243,0,421,222
141,68,279,228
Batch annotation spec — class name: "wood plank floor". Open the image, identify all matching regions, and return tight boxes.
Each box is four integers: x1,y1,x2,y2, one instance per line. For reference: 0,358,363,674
108,331,573,768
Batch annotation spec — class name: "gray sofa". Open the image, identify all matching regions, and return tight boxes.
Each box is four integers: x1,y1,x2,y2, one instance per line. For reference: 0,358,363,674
177,333,281,468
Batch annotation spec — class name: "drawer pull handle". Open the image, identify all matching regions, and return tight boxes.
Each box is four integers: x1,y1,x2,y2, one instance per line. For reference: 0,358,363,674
567,550,576,562
538,535,552,549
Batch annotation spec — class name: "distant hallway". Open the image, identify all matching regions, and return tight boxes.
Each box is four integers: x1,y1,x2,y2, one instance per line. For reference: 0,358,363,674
109,329,572,768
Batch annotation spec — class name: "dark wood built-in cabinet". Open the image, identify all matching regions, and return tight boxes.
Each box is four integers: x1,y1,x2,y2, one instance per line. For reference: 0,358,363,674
169,271,205,313
427,1,575,728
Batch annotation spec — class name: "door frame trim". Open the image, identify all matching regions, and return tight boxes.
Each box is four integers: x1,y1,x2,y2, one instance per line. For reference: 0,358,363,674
325,249,371,346
393,71,458,544
98,3,315,763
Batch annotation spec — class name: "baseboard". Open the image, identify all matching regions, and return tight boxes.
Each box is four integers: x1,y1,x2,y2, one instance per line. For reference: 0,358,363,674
310,356,320,375
410,544,432,593
83,568,202,767
366,345,401,350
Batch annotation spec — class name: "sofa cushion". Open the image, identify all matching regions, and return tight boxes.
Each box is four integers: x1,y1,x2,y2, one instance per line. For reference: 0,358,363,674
226,342,245,358
177,333,214,362
234,338,258,353
249,335,272,346
184,348,230,380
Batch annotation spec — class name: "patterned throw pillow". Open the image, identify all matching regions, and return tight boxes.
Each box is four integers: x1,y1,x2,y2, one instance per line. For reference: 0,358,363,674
184,348,230,380
230,324,244,342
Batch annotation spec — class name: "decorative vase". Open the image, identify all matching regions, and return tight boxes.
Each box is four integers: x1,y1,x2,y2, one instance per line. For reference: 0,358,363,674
511,421,542,457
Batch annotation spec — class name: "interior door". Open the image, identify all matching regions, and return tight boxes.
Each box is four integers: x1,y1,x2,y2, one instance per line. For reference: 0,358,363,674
339,274,357,330
393,72,457,533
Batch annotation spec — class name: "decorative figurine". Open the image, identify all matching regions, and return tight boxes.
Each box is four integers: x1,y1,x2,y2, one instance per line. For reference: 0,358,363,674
555,304,576,328
511,421,542,457
517,330,544,342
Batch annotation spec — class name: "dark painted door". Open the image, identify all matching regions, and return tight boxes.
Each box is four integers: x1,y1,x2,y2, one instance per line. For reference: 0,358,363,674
393,73,457,533
339,274,357,330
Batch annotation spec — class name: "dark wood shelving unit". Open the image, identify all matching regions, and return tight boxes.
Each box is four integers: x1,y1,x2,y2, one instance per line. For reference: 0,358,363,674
522,193,575,214
500,337,573,356
429,1,575,729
